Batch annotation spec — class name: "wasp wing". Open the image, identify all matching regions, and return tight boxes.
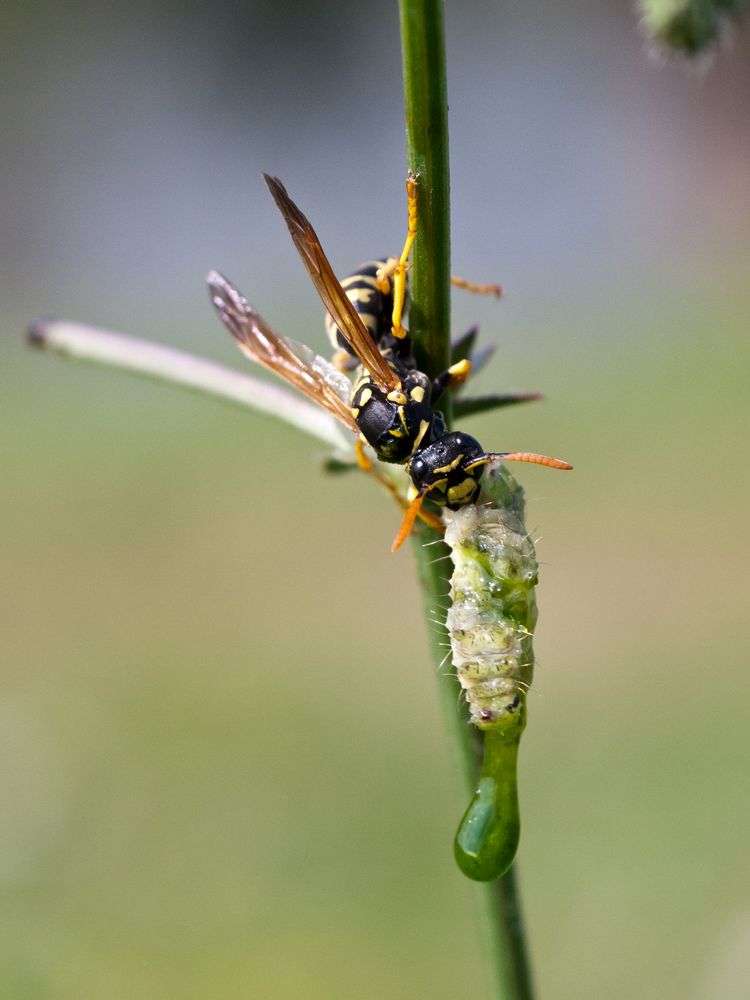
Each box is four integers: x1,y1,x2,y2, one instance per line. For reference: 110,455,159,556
263,174,401,393
208,270,359,433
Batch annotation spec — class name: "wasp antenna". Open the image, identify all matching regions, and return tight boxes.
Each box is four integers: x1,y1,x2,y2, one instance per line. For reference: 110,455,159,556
498,452,573,470
468,452,572,472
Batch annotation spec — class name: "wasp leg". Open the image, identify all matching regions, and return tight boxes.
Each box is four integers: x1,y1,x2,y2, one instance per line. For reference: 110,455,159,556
451,275,503,298
431,359,473,405
390,173,418,340
416,506,444,531
374,256,398,297
355,439,443,536
354,437,375,473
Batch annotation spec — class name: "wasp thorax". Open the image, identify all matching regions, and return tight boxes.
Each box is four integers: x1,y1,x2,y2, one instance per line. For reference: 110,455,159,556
353,369,437,464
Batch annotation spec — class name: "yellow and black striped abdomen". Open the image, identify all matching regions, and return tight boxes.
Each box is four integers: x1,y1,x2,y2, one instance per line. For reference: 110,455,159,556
325,258,404,357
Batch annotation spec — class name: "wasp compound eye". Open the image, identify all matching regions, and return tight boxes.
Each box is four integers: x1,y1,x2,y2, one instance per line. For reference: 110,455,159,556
450,431,484,454
407,452,428,487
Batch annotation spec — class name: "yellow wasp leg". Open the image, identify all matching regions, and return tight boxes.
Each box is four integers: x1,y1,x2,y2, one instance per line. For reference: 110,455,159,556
355,437,375,473
446,358,472,388
355,438,443,535
431,358,473,403
450,275,503,298
417,507,444,531
391,174,418,340
374,257,398,297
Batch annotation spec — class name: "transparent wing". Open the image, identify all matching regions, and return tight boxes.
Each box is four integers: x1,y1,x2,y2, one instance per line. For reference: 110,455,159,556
207,270,359,433
283,335,354,400
263,174,401,392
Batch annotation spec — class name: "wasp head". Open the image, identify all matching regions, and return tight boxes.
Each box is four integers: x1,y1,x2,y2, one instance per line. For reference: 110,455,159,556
407,431,487,510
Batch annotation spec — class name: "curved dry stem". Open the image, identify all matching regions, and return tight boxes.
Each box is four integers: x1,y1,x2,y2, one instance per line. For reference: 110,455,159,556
28,318,350,451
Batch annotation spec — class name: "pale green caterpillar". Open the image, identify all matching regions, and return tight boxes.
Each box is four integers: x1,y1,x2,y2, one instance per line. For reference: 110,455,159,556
442,463,538,881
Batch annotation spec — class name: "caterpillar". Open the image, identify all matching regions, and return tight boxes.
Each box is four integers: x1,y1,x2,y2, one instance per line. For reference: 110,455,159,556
442,462,538,881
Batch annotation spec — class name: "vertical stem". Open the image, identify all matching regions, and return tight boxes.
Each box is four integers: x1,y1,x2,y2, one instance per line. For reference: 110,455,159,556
398,0,451,404
487,866,536,1000
399,3,535,998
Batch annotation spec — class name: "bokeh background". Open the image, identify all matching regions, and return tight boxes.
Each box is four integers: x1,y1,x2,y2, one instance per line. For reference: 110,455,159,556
2,2,749,998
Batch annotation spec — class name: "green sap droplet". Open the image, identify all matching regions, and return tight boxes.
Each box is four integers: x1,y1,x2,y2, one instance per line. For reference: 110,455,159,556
454,730,521,881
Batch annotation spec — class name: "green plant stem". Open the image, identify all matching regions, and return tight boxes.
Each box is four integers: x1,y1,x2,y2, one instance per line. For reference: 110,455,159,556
398,0,451,403
399,3,535,997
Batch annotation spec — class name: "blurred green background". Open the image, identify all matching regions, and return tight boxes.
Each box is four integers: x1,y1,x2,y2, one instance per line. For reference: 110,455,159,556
2,2,749,998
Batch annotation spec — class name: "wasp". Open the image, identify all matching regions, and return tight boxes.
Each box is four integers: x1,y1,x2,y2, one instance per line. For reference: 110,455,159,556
208,174,571,550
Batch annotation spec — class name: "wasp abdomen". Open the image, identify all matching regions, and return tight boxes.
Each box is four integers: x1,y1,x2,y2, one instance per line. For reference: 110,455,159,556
325,258,401,354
